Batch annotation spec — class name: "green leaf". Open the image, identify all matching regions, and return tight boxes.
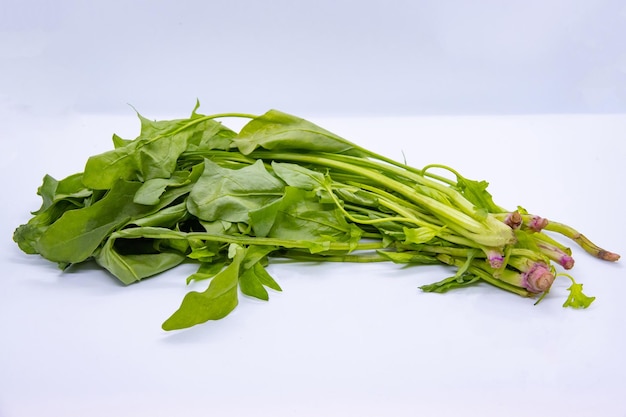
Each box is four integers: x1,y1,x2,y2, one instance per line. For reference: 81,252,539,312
128,202,188,228
133,166,200,205
187,241,221,263
271,161,325,191
239,263,270,301
187,159,285,223
36,174,59,211
83,114,218,189
14,172,95,254
13,198,85,255
241,245,276,270
199,219,238,235
239,246,282,300
95,236,187,285
252,262,282,292
232,109,367,156
376,250,439,264
252,187,362,253
112,133,132,149
403,226,444,245
420,273,481,293
455,176,502,214
187,101,236,150
186,261,227,284
186,112,237,151
162,245,245,330
35,180,156,264
333,186,379,207
562,283,596,309
34,173,91,214
248,197,283,238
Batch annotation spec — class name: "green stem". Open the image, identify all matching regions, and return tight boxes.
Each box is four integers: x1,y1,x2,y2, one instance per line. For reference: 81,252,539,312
111,226,384,253
164,113,258,141
544,221,620,261
327,153,494,220
436,254,532,297
254,151,514,248
322,181,421,227
278,250,391,263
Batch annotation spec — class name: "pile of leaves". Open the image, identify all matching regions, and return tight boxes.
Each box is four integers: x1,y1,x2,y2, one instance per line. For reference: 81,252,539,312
14,104,620,330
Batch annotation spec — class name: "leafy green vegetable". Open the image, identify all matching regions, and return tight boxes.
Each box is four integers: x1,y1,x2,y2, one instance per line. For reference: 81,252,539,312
13,104,620,331
187,159,284,223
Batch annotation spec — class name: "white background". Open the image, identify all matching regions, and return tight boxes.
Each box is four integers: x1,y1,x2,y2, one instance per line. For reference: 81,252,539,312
1,0,625,116
1,1,626,417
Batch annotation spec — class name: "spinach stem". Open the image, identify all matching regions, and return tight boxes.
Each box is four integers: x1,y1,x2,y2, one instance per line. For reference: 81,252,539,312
111,227,384,253
255,151,515,248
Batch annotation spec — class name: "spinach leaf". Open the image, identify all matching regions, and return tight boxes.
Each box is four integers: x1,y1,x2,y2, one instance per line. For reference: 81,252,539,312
83,113,224,190
251,186,362,253
35,173,92,212
34,180,155,264
419,273,482,293
239,263,272,301
128,202,189,228
271,161,325,191
232,109,367,156
186,261,227,284
95,235,187,285
161,244,244,330
133,162,204,206
187,159,285,223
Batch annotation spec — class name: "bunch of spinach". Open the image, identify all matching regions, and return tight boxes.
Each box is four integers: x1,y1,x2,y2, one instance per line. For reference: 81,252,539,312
14,103,620,330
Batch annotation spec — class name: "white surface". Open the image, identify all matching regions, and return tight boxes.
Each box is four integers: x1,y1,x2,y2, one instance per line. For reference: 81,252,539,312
1,111,625,417
1,0,625,116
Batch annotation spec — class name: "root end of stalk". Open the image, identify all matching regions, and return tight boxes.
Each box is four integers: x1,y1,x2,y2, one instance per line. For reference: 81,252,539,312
505,211,523,229
523,263,555,293
535,271,555,292
561,255,575,270
597,250,621,262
